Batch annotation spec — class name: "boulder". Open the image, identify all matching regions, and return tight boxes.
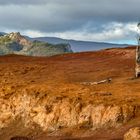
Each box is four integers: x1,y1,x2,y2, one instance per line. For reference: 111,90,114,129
124,127,140,140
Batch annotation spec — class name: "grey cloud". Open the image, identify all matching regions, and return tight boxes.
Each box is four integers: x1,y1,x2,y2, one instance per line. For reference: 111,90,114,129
0,0,48,5
0,0,139,42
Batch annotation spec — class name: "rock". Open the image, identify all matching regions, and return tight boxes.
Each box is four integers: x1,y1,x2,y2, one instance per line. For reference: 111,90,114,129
0,87,137,132
124,127,140,140
92,105,123,128
7,32,32,47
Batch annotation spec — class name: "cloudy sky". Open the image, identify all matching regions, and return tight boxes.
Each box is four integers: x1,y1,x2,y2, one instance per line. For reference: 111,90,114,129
0,0,140,44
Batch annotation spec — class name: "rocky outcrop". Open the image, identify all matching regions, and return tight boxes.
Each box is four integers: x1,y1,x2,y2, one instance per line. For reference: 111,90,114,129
6,32,32,47
0,32,73,56
0,87,137,132
124,127,140,140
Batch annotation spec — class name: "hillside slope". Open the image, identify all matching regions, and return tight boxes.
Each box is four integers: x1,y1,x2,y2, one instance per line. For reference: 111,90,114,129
0,32,129,52
0,32,72,56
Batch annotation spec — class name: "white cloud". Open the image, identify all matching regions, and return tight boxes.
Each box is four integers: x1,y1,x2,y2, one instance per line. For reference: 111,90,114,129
22,30,47,37
2,22,138,44
25,22,137,43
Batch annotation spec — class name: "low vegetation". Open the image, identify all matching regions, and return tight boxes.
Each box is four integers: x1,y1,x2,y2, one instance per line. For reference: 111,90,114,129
0,33,73,56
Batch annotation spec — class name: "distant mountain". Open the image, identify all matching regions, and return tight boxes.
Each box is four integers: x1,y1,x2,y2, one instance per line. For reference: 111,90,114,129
31,37,129,52
0,32,72,56
0,32,130,53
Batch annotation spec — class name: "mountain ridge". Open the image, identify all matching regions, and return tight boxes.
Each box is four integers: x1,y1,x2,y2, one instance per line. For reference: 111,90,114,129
31,36,130,52
0,32,131,54
0,32,72,56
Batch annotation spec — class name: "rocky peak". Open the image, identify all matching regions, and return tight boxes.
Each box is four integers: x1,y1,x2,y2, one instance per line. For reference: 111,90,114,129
3,32,32,47
8,32,21,40
124,127,140,140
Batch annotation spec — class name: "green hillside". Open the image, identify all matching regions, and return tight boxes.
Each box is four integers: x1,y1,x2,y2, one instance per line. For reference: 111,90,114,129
0,32,73,56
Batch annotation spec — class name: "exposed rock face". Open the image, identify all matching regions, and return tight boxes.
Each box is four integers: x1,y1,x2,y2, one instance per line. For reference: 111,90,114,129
6,32,32,47
0,86,137,132
124,127,140,140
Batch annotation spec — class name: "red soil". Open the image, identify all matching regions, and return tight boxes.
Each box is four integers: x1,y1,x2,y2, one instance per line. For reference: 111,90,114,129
1,47,140,140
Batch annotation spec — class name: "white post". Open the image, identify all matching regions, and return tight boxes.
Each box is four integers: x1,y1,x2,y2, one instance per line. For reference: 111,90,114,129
136,23,140,77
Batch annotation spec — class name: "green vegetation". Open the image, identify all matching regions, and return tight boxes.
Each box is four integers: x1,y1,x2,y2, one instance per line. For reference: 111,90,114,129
0,36,11,44
32,40,48,47
23,40,73,56
0,34,73,56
